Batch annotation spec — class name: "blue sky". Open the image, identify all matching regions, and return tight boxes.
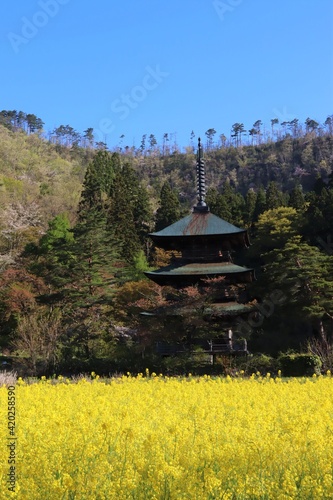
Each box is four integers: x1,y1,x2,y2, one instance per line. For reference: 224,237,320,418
1,0,333,150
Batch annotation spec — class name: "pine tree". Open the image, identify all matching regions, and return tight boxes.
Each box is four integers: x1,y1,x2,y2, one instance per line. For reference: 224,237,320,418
206,183,244,226
155,182,181,231
244,189,257,226
108,163,152,263
264,236,333,338
266,181,284,210
303,187,333,242
289,184,305,211
313,176,326,195
108,173,140,263
78,151,120,217
256,206,299,252
253,186,266,221
133,184,153,247
39,214,74,253
26,209,128,359
206,187,232,222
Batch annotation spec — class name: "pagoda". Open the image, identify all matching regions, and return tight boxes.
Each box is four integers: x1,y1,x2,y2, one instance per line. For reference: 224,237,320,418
144,138,255,357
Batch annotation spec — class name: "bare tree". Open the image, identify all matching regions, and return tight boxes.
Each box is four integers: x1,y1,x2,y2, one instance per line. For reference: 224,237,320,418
0,201,42,255
307,333,333,372
12,311,63,375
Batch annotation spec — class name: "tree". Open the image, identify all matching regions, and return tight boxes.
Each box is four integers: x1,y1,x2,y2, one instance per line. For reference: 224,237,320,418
95,141,108,150
206,187,231,223
13,310,62,375
78,151,120,218
148,134,157,151
325,115,333,135
248,128,257,146
266,181,284,210
83,128,94,148
0,202,42,257
271,118,279,139
289,184,305,211
162,133,169,156
244,189,257,227
0,266,48,340
253,186,267,221
303,185,333,243
206,183,244,226
205,129,216,150
140,134,147,154
29,209,127,360
190,131,195,149
108,163,152,263
155,182,181,231
305,117,319,134
288,118,300,138
133,184,153,248
70,211,126,303
281,121,290,136
231,123,246,147
253,120,262,144
38,213,74,253
26,114,44,134
219,134,227,148
256,206,299,249
263,236,333,338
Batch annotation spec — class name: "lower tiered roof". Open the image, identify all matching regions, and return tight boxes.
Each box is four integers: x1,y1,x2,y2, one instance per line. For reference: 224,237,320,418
145,261,254,286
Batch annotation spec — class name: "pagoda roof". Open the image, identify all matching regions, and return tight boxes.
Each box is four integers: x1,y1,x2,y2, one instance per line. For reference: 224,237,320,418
145,261,254,286
202,302,256,318
150,211,248,239
141,301,256,319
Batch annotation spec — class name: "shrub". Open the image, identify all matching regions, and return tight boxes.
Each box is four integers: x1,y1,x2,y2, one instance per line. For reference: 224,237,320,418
236,354,279,376
278,353,322,377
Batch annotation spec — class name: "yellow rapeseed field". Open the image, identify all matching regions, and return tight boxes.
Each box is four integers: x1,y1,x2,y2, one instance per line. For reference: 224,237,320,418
1,373,333,499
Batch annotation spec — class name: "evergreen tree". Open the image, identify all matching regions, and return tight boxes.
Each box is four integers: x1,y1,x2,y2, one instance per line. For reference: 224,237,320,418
244,189,257,226
206,183,244,226
263,236,333,338
108,163,152,263
303,186,333,242
66,211,127,358
221,181,245,225
312,175,326,195
155,182,181,231
70,211,126,303
39,214,74,253
255,206,299,253
108,173,140,263
253,186,267,221
289,184,305,211
23,205,130,361
206,187,232,222
30,210,127,359
266,181,284,210
133,184,153,247
78,151,120,217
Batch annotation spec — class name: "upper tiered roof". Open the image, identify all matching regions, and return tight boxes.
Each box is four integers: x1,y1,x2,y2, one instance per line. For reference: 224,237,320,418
148,137,250,251
149,211,250,251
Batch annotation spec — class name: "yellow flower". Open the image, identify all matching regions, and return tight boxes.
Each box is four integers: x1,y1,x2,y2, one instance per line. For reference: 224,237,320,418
0,374,332,498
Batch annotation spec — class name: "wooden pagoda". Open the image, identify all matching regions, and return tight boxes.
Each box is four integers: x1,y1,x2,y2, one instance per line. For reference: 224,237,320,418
144,138,255,358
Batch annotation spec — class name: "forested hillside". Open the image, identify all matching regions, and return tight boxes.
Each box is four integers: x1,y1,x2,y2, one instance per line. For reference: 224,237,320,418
0,111,333,376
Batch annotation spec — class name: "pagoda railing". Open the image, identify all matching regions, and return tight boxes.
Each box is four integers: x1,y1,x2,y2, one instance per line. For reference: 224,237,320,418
156,339,248,356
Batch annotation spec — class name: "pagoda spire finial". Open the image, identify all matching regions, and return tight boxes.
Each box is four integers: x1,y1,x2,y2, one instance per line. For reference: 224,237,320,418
194,137,209,212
